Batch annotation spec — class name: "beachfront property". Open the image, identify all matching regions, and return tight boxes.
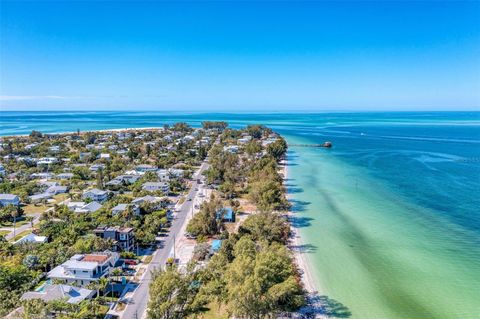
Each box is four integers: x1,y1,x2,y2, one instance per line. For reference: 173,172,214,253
82,188,108,203
216,207,235,223
93,226,135,252
0,194,20,207
47,251,119,286
21,284,95,305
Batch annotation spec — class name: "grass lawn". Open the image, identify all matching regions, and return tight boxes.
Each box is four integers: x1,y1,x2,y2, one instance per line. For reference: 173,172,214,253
10,229,32,242
53,193,68,203
143,255,153,264
0,219,29,227
0,230,10,236
22,203,48,215
192,302,229,319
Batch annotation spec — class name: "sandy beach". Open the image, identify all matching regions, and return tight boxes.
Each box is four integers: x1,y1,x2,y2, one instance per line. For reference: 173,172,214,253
282,159,335,317
282,158,320,294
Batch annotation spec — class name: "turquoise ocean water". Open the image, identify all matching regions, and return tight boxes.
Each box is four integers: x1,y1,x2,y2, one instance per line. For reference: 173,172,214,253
1,111,479,318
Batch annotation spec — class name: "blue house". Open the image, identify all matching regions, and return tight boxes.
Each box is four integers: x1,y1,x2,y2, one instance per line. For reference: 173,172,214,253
211,239,223,253
216,207,235,223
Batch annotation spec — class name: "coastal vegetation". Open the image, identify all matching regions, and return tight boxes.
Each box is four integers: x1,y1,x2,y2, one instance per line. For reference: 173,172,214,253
148,125,306,318
0,124,219,317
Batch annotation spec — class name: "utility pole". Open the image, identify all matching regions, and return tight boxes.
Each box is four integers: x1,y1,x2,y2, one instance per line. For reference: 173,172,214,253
173,234,176,260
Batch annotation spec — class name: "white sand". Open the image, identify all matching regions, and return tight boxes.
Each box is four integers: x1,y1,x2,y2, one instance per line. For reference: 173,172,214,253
282,159,329,318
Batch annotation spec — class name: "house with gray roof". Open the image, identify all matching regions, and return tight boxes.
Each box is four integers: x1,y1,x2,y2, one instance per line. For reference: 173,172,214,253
82,188,108,203
21,284,95,304
142,181,169,193
0,194,20,207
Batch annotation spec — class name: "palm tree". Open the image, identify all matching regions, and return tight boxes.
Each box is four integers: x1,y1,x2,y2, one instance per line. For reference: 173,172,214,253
26,216,34,229
10,206,20,239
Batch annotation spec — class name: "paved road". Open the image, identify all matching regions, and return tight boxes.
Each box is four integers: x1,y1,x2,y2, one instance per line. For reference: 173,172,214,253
3,213,41,241
121,162,209,319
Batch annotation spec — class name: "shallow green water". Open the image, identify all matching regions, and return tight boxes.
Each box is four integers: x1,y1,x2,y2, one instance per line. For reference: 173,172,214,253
285,129,480,319
2,111,479,318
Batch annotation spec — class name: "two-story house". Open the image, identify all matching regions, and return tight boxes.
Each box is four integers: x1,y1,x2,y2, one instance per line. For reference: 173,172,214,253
82,188,108,203
142,182,169,193
48,251,119,287
93,226,135,252
0,194,20,207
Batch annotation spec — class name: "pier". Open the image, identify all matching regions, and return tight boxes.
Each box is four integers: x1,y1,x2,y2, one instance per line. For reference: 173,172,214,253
288,141,332,148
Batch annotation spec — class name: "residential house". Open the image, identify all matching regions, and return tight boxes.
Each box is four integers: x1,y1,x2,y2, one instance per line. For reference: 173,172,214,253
89,163,105,172
46,185,68,195
82,188,108,203
0,194,20,207
29,193,53,203
14,233,48,245
68,201,103,213
131,195,160,206
57,173,74,179
142,181,169,193
135,164,157,174
21,284,95,304
216,207,235,223
156,169,170,182
37,157,58,165
47,251,119,286
93,226,135,252
98,153,111,160
111,203,140,216
79,152,91,161
224,145,239,154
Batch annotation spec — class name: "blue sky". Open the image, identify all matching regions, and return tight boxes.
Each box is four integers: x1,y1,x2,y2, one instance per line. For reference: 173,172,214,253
1,1,479,112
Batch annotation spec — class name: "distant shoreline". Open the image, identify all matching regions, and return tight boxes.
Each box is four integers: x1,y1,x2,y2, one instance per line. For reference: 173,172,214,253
0,126,167,139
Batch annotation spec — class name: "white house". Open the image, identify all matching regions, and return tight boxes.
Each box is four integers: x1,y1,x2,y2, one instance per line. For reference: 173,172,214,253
0,194,20,207
98,153,111,160
46,185,68,195
82,188,108,203
57,173,74,179
37,157,58,165
47,251,119,286
68,201,103,213
156,169,170,182
89,164,105,172
14,233,48,245
142,182,169,193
